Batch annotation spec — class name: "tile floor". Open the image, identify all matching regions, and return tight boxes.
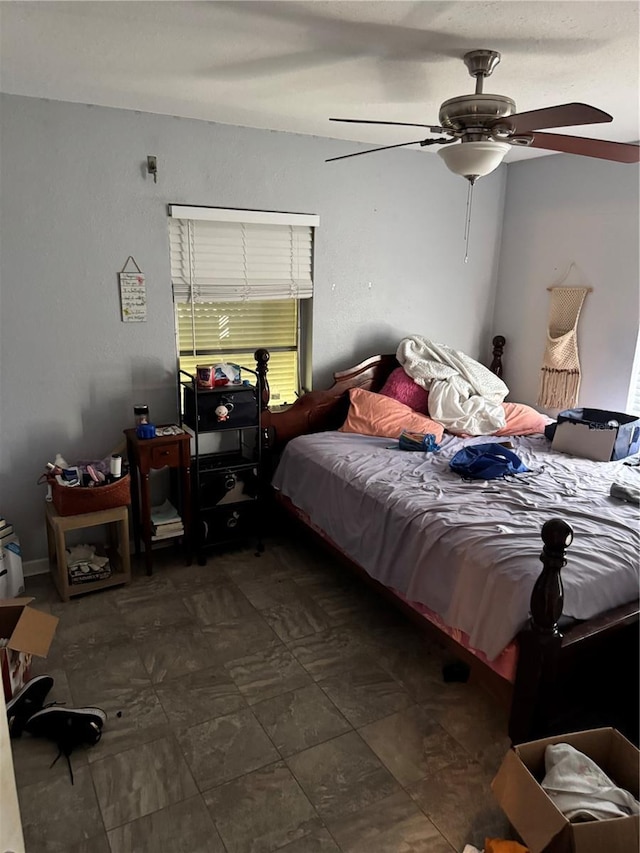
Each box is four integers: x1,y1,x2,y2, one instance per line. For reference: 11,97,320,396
14,531,514,853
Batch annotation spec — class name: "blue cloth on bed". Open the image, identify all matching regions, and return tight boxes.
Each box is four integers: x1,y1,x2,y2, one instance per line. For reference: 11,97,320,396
449,442,529,480
398,431,440,453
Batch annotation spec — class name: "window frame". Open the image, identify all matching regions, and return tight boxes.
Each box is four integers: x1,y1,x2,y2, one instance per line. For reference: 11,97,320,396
626,330,640,415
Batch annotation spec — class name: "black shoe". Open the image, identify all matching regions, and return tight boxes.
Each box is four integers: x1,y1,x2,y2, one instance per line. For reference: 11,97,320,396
6,675,54,739
24,706,106,784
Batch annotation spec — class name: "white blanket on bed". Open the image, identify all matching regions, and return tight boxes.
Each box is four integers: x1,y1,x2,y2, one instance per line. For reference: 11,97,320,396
396,336,508,435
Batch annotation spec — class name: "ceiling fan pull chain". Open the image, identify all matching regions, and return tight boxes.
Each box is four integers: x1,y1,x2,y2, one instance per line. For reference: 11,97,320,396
463,180,474,263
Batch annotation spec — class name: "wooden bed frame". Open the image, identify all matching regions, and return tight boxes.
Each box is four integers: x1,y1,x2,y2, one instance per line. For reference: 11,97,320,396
252,338,639,745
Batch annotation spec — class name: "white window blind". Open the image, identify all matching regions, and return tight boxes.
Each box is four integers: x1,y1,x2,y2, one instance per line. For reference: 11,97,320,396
169,206,317,303
175,300,299,403
169,206,317,405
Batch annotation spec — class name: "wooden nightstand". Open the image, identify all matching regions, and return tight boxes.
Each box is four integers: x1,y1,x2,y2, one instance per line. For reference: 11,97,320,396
124,427,192,575
45,502,131,602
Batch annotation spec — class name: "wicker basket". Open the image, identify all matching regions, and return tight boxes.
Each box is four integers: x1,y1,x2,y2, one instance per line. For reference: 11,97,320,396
50,474,131,517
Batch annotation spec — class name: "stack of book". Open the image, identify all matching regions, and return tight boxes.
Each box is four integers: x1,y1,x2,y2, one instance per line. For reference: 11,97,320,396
151,499,184,540
0,517,15,545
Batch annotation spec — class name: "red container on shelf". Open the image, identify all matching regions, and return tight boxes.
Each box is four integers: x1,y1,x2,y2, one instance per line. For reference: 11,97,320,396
49,474,131,517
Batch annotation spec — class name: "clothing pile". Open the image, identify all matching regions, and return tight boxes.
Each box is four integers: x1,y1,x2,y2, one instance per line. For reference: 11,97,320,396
610,480,640,506
66,543,111,585
396,336,509,435
541,742,640,821
397,430,440,453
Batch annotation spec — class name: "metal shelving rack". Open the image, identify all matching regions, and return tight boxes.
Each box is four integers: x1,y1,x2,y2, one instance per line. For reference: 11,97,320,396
179,367,263,564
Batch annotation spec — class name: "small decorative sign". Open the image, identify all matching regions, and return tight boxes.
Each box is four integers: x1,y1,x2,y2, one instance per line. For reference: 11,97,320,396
119,256,147,322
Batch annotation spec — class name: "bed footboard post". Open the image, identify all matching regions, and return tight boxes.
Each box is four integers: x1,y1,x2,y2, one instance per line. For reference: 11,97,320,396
254,348,271,411
254,347,275,486
509,518,573,743
490,335,505,377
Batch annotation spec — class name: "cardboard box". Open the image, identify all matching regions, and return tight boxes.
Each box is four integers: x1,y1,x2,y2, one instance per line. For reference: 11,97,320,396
492,728,639,853
0,598,58,702
551,408,640,462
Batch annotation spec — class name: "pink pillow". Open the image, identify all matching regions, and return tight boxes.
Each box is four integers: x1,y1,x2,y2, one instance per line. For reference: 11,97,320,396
379,367,430,414
493,402,551,436
339,387,444,442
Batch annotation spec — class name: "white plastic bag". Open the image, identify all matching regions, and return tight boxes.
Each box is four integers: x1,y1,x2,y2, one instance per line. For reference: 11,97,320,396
0,537,25,598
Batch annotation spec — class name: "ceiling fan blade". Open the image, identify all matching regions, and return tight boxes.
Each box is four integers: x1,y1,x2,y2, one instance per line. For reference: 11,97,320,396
330,118,448,134
326,138,431,163
495,103,613,134
528,132,640,163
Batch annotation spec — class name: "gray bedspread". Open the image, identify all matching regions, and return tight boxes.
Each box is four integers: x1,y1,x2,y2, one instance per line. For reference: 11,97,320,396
272,431,640,660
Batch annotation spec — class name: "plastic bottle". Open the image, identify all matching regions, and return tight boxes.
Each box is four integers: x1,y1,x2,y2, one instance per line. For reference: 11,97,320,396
54,453,69,469
110,454,122,478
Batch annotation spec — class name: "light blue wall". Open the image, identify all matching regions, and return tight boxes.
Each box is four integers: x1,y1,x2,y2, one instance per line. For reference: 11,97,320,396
0,94,506,561
494,152,639,410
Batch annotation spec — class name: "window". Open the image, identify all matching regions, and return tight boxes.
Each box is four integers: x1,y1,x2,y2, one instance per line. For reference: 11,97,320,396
168,205,317,404
175,300,300,403
627,330,640,415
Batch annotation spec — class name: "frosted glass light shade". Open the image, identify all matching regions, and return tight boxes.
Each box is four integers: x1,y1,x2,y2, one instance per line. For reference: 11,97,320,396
438,141,510,180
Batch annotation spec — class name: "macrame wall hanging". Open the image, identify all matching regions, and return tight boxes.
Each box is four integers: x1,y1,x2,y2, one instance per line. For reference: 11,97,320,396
538,276,591,409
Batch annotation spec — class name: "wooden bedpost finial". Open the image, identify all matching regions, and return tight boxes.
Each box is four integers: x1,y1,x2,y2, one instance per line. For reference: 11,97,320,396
490,335,505,378
531,519,573,635
254,348,271,411
541,518,574,552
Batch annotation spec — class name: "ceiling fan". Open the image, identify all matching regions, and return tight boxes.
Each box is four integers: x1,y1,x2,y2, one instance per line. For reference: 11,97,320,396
327,49,640,184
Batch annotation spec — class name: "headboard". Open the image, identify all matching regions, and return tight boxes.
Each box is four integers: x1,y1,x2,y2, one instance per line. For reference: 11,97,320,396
254,335,505,453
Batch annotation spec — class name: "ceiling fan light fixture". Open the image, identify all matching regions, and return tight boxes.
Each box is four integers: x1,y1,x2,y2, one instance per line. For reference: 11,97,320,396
438,140,511,182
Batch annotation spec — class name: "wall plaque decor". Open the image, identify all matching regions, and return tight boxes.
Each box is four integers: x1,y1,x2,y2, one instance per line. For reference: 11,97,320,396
119,256,146,323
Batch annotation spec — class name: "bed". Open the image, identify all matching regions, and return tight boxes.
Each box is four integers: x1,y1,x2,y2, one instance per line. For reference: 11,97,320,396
251,339,640,744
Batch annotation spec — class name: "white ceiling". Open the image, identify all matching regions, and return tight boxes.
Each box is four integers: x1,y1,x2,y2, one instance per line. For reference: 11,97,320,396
1,1,639,163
